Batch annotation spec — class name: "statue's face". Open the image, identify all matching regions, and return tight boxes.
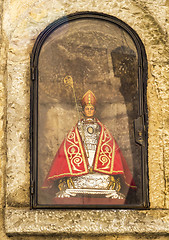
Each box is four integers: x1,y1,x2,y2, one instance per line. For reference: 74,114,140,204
84,105,95,117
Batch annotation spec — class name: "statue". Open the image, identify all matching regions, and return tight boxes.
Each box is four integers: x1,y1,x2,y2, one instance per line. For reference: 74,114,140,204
42,90,136,201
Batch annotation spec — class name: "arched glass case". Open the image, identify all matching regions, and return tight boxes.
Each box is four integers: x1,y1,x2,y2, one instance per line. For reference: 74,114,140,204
30,12,149,209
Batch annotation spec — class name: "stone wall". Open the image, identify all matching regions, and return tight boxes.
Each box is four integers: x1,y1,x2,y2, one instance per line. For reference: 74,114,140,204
1,0,169,239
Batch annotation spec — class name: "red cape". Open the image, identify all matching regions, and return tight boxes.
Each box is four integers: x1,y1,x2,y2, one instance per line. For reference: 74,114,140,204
43,119,136,189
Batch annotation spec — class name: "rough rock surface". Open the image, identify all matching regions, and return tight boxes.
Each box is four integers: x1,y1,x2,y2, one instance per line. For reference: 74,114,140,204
0,0,169,239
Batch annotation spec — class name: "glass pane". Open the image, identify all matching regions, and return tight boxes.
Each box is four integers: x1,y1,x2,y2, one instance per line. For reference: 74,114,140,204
37,17,142,207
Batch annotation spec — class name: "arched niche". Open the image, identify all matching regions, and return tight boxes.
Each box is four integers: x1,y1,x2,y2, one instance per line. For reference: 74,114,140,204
30,12,148,209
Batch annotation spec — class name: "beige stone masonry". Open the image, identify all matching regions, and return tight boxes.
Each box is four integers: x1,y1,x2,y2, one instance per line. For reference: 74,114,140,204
5,209,169,235
4,0,168,208
1,0,169,237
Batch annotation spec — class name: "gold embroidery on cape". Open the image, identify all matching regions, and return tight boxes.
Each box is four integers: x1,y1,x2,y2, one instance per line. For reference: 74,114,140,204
110,138,115,172
75,126,88,173
98,128,112,169
94,121,104,170
94,121,115,174
66,129,82,172
64,126,88,173
64,128,73,174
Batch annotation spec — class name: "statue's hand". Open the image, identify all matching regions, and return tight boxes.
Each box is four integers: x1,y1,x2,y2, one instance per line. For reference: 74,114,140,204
55,189,76,198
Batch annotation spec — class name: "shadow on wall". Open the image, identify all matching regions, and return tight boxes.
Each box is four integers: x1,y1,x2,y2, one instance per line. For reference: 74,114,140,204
111,46,141,203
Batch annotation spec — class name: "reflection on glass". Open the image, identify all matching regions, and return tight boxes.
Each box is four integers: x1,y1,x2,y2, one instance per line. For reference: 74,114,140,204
42,90,136,205
37,18,142,207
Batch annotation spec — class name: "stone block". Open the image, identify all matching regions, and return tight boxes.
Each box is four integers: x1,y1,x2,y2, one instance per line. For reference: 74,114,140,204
5,209,169,235
1,0,169,238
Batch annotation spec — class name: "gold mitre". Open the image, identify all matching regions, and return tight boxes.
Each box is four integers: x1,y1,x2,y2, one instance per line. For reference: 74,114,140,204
81,90,96,107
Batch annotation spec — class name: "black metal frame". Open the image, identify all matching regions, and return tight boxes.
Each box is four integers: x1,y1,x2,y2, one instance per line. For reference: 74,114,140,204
30,12,149,209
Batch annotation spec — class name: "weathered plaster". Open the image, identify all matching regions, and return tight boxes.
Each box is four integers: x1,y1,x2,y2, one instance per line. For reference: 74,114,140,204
0,0,169,238
5,209,169,235
4,0,169,209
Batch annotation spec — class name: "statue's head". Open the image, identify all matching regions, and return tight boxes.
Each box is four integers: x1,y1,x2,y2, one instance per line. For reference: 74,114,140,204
83,105,95,117
81,90,96,117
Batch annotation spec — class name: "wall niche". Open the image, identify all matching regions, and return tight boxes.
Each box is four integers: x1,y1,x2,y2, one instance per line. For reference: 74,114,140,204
30,12,148,209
